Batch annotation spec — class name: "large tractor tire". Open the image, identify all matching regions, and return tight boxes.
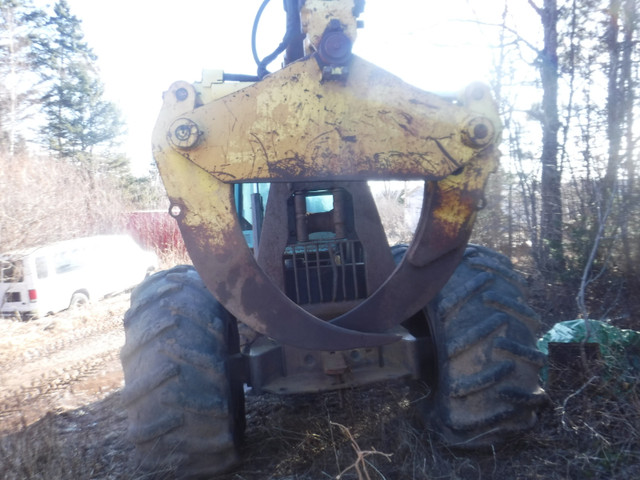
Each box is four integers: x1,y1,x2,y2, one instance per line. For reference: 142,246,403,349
120,265,245,478
427,245,547,446
394,244,547,447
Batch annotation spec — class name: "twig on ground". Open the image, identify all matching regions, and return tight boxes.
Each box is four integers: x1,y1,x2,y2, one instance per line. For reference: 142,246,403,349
330,421,392,480
560,375,599,431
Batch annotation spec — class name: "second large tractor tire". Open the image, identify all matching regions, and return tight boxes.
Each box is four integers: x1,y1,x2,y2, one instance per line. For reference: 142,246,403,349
393,244,547,447
120,265,245,478
426,245,547,447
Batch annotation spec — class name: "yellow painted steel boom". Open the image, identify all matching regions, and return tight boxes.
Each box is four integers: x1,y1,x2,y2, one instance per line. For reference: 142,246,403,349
151,0,501,351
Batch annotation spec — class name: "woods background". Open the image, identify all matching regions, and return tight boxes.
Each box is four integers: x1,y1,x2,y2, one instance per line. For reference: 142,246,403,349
1,0,638,328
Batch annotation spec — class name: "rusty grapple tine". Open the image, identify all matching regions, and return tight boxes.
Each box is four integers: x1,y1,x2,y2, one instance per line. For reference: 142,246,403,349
162,155,399,351
331,155,495,332
158,150,495,350
152,56,500,352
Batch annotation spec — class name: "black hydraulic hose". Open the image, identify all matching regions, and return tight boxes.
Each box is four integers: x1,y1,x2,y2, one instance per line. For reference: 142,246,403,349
253,0,304,79
223,73,260,82
283,0,304,64
251,0,271,67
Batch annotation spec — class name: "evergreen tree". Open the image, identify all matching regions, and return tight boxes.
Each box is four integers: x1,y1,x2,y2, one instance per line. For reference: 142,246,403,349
35,0,124,163
0,0,45,157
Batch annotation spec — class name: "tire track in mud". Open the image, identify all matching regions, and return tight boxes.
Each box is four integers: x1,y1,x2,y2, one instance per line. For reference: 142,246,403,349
0,313,123,371
0,296,129,433
0,349,121,418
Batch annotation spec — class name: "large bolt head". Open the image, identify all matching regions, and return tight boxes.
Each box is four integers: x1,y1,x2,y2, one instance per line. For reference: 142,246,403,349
168,118,201,150
462,117,495,148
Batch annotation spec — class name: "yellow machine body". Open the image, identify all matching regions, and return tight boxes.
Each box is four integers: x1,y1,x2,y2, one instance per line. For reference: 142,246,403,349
151,1,500,352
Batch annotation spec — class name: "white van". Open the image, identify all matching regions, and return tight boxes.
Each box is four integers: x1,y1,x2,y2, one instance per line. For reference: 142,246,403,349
0,235,158,319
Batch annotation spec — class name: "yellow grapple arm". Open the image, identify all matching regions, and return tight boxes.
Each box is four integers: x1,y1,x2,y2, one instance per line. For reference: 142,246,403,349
151,0,501,351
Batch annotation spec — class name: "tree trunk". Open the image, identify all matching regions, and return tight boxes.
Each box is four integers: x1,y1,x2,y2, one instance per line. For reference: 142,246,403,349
604,0,622,198
619,0,638,291
532,0,564,277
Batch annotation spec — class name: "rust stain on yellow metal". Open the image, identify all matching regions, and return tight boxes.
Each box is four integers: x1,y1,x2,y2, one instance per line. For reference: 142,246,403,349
165,55,495,184
153,60,501,257
433,151,498,228
152,84,404,349
151,52,502,348
152,81,235,250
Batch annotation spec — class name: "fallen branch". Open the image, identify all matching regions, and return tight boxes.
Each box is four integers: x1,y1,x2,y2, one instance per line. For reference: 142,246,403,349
330,421,393,480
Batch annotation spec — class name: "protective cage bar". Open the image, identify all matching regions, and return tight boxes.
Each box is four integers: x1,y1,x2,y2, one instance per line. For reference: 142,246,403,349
283,239,366,305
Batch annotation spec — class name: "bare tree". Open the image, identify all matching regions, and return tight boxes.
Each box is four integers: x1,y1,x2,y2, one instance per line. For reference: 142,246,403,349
619,0,638,281
530,0,564,278
0,153,127,252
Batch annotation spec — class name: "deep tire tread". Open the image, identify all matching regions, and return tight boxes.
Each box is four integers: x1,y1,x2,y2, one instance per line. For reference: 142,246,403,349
129,412,184,443
450,360,515,397
467,256,528,290
448,406,521,431
482,291,540,329
445,313,508,358
124,281,183,323
493,337,547,367
161,343,227,375
160,388,227,415
120,265,244,478
437,272,494,319
464,244,511,268
119,315,177,361
121,363,180,407
427,245,546,447
498,386,548,406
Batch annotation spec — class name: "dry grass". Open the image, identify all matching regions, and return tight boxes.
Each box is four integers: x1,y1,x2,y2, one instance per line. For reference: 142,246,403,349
0,154,128,252
219,365,640,480
0,393,133,480
1,351,639,479
157,247,192,270
1,243,639,479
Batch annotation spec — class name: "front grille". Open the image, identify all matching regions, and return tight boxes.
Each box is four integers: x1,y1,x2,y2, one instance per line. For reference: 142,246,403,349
283,239,367,305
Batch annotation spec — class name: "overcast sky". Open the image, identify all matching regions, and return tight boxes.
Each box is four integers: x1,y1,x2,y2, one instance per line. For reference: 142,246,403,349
56,0,526,176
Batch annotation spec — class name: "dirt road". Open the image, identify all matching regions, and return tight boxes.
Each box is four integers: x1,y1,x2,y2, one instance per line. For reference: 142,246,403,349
0,294,129,434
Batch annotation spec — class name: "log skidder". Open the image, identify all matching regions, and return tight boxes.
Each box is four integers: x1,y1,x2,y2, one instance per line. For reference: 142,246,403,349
120,0,547,476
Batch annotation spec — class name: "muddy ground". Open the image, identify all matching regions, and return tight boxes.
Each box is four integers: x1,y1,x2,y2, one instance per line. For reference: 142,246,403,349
1,293,639,479
0,296,127,434
0,295,133,478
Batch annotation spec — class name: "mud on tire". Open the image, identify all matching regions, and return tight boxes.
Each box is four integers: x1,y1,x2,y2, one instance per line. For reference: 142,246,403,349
120,265,244,478
426,245,547,447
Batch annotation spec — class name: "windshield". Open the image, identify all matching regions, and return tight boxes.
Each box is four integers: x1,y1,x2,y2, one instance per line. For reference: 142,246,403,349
0,258,24,283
